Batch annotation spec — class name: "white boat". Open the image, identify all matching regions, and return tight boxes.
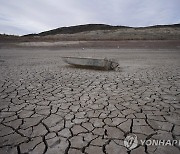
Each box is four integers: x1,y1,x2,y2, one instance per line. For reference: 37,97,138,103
62,57,118,70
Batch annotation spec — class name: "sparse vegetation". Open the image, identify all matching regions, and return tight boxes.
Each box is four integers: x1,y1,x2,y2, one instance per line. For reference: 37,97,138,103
0,24,180,43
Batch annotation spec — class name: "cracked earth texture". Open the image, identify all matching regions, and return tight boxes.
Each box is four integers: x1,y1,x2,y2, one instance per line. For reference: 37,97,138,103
0,48,180,154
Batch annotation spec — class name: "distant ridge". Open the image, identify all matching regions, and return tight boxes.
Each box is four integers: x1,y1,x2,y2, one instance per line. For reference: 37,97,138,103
1,23,180,41
24,24,129,36
23,23,180,37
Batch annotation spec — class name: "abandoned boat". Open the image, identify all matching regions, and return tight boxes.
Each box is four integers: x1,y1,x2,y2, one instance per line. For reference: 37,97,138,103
62,57,119,70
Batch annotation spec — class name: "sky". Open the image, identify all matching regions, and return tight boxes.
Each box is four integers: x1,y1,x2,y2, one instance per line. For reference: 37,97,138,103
0,0,180,35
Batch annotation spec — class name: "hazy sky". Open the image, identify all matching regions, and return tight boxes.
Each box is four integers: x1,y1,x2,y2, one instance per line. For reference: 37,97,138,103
0,0,180,35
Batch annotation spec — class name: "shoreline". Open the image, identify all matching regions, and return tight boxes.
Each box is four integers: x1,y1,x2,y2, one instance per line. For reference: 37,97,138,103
1,40,180,50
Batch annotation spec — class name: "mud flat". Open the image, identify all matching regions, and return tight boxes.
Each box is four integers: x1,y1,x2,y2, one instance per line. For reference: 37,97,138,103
0,46,180,154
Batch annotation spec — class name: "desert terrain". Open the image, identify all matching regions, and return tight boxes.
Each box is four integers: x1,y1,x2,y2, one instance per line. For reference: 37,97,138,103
0,24,180,154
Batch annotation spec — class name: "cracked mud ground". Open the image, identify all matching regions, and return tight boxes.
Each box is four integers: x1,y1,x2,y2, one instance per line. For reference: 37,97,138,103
0,48,180,154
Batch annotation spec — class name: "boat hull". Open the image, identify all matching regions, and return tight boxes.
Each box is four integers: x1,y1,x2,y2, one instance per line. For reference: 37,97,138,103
62,57,118,70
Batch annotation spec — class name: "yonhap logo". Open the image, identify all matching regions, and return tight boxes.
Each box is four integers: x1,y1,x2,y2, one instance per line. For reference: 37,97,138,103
124,134,138,150
124,133,180,151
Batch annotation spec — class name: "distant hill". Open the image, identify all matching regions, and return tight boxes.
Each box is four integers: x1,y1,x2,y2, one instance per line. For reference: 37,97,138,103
0,34,21,43
1,24,180,42
24,24,130,36
23,23,180,37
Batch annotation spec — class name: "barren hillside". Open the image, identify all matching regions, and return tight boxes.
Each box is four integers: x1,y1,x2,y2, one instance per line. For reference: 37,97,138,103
0,24,180,44
23,24,180,41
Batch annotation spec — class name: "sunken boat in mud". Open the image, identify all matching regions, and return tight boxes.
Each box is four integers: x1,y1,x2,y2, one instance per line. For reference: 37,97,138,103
62,57,119,70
